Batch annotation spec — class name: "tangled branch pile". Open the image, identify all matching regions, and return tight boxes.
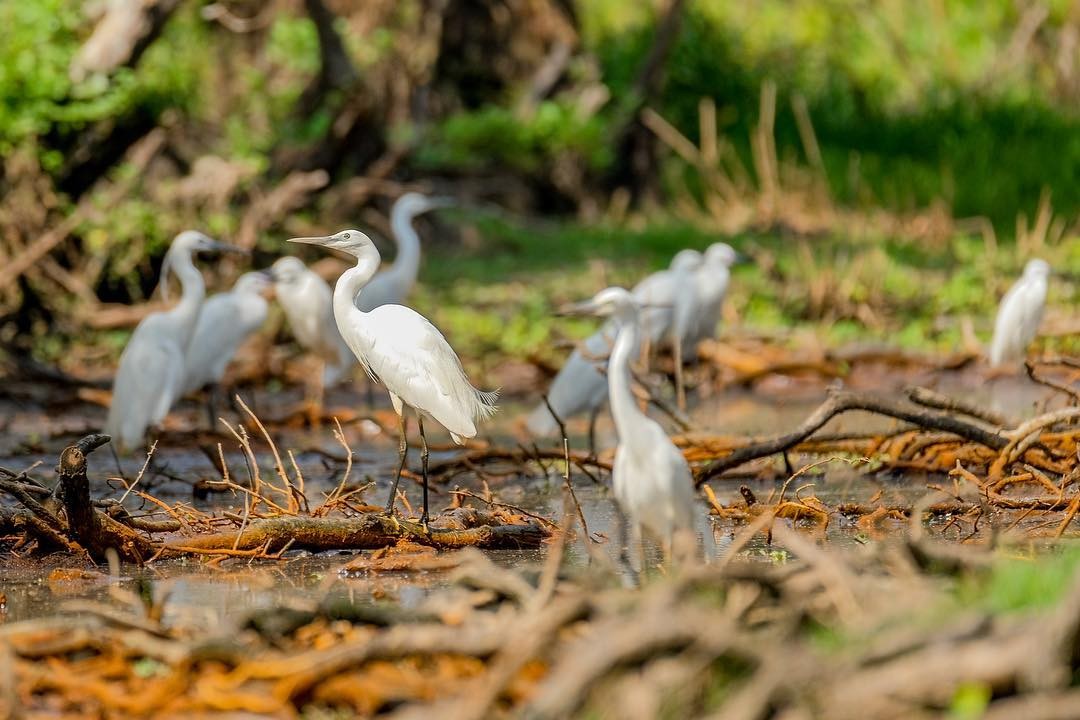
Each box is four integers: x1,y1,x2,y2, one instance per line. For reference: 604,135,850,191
4,526,1080,718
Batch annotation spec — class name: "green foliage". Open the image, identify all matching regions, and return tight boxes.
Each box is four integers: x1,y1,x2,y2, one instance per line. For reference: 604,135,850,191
0,0,203,164
416,101,614,173
586,0,1080,225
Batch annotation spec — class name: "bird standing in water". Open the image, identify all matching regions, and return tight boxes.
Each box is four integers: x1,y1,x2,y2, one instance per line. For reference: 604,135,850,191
182,270,273,425
559,287,696,553
989,258,1050,368
288,229,497,525
105,231,241,452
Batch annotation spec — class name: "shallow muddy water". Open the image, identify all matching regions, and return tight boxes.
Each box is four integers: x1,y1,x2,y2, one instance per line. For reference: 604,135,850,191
0,368,1064,625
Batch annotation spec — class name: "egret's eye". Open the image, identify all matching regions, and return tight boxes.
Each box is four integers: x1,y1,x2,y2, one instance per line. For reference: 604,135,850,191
343,232,351,239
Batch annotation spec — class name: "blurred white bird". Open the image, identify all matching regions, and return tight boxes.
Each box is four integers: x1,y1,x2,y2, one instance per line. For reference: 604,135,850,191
688,243,741,346
105,231,239,453
270,256,355,396
288,229,497,524
526,249,704,439
989,258,1051,367
355,192,451,312
560,286,696,547
182,271,272,423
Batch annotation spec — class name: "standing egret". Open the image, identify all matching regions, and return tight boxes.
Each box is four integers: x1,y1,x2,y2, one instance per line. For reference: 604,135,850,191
105,231,241,453
270,256,355,411
182,271,273,424
355,192,451,311
989,259,1051,367
288,229,497,525
689,243,741,346
559,287,696,549
526,250,703,439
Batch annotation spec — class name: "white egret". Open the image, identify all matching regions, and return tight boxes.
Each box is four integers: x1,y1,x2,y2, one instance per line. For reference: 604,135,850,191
105,231,240,453
288,229,497,524
270,256,355,410
526,250,703,439
355,192,451,312
182,271,273,423
688,242,741,346
559,287,696,548
989,258,1051,367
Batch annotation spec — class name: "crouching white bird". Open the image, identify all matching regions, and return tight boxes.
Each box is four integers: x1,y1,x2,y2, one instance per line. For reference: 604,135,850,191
288,229,498,524
105,231,241,453
989,259,1050,367
270,256,355,408
182,271,273,424
559,287,696,548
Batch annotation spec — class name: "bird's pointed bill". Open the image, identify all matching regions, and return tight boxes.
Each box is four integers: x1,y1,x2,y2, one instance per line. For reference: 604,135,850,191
287,236,332,246
555,299,602,317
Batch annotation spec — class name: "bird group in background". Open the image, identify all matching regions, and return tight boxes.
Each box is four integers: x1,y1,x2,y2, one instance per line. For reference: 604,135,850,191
526,242,742,445
105,231,243,452
989,258,1051,368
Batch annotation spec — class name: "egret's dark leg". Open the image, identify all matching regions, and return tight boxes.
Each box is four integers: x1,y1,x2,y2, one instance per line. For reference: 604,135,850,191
384,413,408,515
110,443,127,483
205,384,220,430
674,340,686,411
614,504,638,588
418,416,431,528
587,405,600,459
365,379,376,408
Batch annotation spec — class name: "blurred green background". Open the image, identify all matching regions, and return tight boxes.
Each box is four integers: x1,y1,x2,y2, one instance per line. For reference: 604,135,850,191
0,0,1076,366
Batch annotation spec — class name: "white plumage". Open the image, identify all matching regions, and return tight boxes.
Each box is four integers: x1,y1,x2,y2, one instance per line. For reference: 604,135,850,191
565,287,696,543
182,271,271,395
689,242,739,345
989,258,1051,367
270,256,354,385
288,228,496,523
105,231,227,453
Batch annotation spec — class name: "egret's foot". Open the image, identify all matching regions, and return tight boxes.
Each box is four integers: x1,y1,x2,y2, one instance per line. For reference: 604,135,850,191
420,514,430,533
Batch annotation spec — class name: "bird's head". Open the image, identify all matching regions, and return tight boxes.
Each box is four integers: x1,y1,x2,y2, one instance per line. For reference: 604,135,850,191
704,243,742,268
288,229,377,258
160,231,246,300
234,270,274,298
557,286,638,320
1024,258,1051,278
169,230,245,257
394,192,454,219
269,256,307,286
670,249,704,272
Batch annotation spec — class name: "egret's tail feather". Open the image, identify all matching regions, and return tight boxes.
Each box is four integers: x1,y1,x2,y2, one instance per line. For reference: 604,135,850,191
475,387,500,419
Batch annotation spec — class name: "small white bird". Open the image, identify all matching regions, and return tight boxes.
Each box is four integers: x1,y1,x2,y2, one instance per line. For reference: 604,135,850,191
688,243,741,346
105,231,238,453
288,229,497,524
355,192,451,312
182,271,273,423
560,287,696,546
989,258,1051,367
270,256,355,388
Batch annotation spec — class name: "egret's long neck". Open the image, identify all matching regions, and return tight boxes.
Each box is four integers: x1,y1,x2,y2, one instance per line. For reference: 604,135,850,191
607,310,650,446
165,249,205,348
386,208,422,288
333,248,381,342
